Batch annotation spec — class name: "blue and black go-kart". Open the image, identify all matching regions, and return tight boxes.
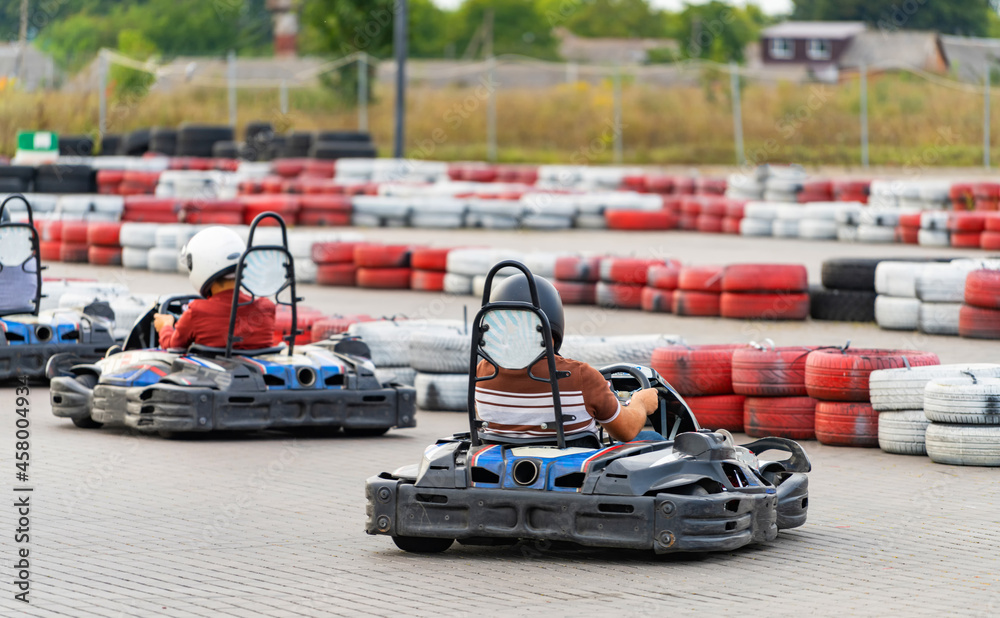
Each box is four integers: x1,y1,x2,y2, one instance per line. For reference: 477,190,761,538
0,194,116,384
49,212,416,437
366,260,810,555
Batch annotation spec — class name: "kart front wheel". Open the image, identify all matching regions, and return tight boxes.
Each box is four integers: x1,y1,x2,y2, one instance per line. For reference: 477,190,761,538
72,416,103,429
70,374,102,429
392,536,454,553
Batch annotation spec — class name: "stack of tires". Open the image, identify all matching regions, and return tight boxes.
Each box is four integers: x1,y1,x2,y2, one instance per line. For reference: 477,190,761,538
36,219,62,262
148,225,199,273
874,261,924,331
0,165,35,193
973,181,1000,210
870,364,1000,456
982,214,1000,250
410,326,472,412
895,212,920,244
298,194,352,226
674,265,723,316
806,347,939,447
119,223,159,270
924,375,1000,466
86,222,122,266
176,125,234,158
834,202,863,242
735,344,818,439
915,261,985,336
739,202,777,237
722,200,744,234
35,165,95,194
949,213,987,249
348,319,465,388
832,179,870,204
313,241,364,286
810,258,878,322
640,263,679,313
796,202,842,241
918,212,950,247
59,221,90,263
410,248,451,292
122,196,178,222
597,258,671,309
309,130,376,160
856,208,898,244
553,255,601,305
651,344,746,432
720,264,809,320
149,128,178,155
960,268,1000,339
354,244,414,290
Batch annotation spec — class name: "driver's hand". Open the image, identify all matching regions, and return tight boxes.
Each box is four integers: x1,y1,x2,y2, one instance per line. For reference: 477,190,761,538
153,313,175,332
632,388,660,415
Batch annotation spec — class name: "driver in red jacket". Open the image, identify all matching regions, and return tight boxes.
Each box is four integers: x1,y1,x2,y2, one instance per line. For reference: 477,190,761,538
153,227,276,350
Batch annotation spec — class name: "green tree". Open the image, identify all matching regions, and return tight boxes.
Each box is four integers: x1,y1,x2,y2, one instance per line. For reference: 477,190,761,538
537,0,667,38
109,29,157,99
790,0,994,36
452,0,558,58
673,1,762,62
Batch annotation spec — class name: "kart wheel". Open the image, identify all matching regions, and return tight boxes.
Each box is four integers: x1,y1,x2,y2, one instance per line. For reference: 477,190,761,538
392,536,454,553
69,374,102,429
72,416,103,429
344,427,389,437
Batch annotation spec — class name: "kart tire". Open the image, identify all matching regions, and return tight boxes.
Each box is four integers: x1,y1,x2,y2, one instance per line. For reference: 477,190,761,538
411,269,447,291
411,248,451,272
672,290,721,317
443,273,473,295
684,395,744,432
958,304,1000,339
410,332,471,374
601,258,671,285
316,263,357,286
721,264,808,293
595,281,643,309
814,401,879,447
60,242,90,263
878,410,929,455
869,364,1000,411
918,302,961,336
771,219,799,238
720,292,810,320
965,269,1000,309
821,258,882,291
555,255,602,282
650,344,743,396
147,247,179,273
731,346,818,396
69,374,102,429
925,423,1000,466
312,241,366,264
415,373,468,411
88,245,122,266
553,280,596,305
805,348,940,402
875,296,920,330
809,287,877,322
640,287,673,312
678,265,724,292
392,535,454,553
354,244,413,268
924,377,1000,424
87,222,122,246
646,264,679,290
744,396,816,440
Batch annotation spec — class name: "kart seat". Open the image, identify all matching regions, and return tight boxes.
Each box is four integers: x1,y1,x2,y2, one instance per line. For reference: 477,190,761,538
0,226,39,316
187,343,286,358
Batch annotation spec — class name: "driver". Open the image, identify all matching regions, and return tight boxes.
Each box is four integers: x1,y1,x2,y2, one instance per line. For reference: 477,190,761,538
475,273,661,444
153,227,276,350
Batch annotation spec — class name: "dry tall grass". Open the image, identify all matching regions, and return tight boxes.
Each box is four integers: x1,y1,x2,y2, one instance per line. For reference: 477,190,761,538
0,74,993,167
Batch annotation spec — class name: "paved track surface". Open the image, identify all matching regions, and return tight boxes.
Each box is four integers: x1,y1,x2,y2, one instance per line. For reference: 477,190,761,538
2,228,998,616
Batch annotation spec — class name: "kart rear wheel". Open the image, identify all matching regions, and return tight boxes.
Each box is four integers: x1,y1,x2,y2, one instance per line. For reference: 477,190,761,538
392,536,454,553
344,427,389,437
72,416,103,429
70,374,102,429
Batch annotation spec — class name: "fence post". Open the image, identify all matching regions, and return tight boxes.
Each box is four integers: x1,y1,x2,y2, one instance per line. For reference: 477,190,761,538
729,61,745,166
393,0,408,158
358,52,369,132
566,61,578,84
985,64,991,169
98,50,107,139
228,50,237,127
860,63,869,168
487,55,497,162
613,65,623,164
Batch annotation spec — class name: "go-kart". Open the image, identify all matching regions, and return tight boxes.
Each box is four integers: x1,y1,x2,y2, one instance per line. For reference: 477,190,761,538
0,194,115,382
365,261,810,555
50,212,416,437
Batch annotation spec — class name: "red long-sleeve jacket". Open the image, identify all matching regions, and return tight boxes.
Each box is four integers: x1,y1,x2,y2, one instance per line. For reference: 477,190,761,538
158,290,276,350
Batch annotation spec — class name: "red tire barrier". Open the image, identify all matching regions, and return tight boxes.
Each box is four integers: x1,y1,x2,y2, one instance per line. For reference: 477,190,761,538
61,221,89,245
814,401,879,447
274,306,325,345
596,281,643,309
672,290,720,316
273,158,309,178
974,182,1000,210
555,255,602,282
680,198,703,216
721,216,742,235
721,264,808,293
59,242,89,263
603,258,675,285
896,226,920,244
719,292,810,320
951,231,982,248
987,214,1000,232
805,348,940,402
982,231,1000,250
678,214,697,230
241,195,300,225
122,196,180,223
949,212,987,232
678,265,724,292
40,241,61,262
410,248,451,272
87,245,122,266
700,198,729,218
181,199,245,225
951,182,974,210
646,264,679,290
725,202,746,218
86,222,122,246
695,214,724,233
965,269,1000,309
744,396,816,440
553,280,596,305
605,210,677,230
298,211,351,226
411,269,447,291
39,220,62,242
685,395,745,433
354,244,413,268
356,267,412,289
316,263,357,286
731,346,818,397
958,304,1000,339
311,314,374,342
312,242,367,264
898,212,921,228
640,287,673,312
650,344,743,396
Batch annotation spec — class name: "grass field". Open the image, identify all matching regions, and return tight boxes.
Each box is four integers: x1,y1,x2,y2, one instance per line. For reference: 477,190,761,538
1,73,994,167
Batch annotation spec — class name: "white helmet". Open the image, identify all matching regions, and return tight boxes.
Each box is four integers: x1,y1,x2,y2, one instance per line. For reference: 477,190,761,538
182,227,246,297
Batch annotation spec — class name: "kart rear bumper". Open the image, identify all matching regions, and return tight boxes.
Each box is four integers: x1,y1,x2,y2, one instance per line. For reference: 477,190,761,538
365,476,782,554
0,343,107,381
124,383,417,433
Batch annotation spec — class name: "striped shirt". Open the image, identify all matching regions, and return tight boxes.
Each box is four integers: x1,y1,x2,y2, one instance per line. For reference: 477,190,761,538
475,356,621,439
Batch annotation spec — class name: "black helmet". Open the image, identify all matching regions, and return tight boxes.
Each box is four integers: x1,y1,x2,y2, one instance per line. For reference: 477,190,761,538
490,273,565,352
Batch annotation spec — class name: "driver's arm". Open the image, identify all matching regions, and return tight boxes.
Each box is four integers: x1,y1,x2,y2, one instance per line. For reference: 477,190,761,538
157,307,197,350
602,389,659,442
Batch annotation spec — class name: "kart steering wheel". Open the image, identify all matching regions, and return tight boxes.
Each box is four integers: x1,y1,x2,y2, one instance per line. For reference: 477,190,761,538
599,364,667,440
123,295,198,351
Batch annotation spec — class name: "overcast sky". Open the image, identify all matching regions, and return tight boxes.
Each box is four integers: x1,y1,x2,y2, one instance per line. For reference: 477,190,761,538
429,0,794,14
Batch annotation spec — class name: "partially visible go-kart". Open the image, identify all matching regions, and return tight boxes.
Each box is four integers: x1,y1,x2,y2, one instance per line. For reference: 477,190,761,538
50,212,416,437
366,261,810,555
0,194,115,383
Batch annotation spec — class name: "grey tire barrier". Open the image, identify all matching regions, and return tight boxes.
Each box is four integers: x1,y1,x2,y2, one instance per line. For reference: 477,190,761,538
374,366,417,387
925,423,1000,466
924,378,1000,425
874,296,920,330
121,246,149,270
348,320,465,367
874,261,924,298
798,219,838,240
856,224,896,243
739,218,773,237
878,410,929,456
119,222,158,249
409,330,472,374
147,247,179,273
560,334,684,367
870,364,1000,411
415,373,468,411
918,302,962,336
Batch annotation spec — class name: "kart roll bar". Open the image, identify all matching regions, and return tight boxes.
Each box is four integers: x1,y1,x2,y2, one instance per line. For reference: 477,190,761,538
225,212,300,358
467,260,568,449
0,194,44,318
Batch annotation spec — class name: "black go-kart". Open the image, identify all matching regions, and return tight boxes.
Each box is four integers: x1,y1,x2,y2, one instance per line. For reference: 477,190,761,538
49,212,416,437
0,194,115,383
366,261,810,555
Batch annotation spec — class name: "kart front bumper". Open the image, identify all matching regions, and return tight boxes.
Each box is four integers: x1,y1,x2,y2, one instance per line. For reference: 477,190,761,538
124,383,417,433
365,474,809,554
0,343,108,382
49,376,93,420
92,385,129,426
